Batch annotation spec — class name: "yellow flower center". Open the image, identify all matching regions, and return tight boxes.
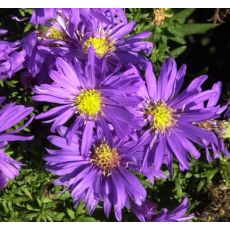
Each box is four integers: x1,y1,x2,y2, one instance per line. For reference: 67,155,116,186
48,27,66,40
91,143,120,175
153,8,173,26
147,102,176,133
75,89,102,117
84,36,115,58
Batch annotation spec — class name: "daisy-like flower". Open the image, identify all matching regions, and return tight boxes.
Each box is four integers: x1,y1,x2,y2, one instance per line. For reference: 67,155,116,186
132,198,194,222
139,58,223,180
44,127,149,221
77,14,153,67
33,48,143,148
195,82,230,161
0,97,34,189
24,8,152,85
0,30,25,80
24,9,127,85
154,198,194,222
22,14,74,85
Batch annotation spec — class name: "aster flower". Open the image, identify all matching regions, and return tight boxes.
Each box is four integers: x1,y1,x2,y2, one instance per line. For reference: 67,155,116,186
23,10,86,85
44,127,149,221
0,30,25,80
76,14,153,67
139,58,223,180
195,82,230,161
0,97,34,189
0,149,22,189
154,198,194,222
23,8,152,85
33,48,144,147
22,16,73,84
131,198,194,222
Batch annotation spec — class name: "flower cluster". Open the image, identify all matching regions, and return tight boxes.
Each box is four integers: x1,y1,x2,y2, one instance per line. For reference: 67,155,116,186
0,8,229,222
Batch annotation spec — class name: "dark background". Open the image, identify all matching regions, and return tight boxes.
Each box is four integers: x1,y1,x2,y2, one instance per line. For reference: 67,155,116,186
177,9,230,99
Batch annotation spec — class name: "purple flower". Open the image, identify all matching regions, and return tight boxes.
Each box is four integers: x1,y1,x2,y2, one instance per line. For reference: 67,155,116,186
0,97,34,189
196,82,230,161
131,199,158,221
22,20,72,84
0,30,25,80
44,127,149,221
138,58,223,181
30,8,127,26
33,48,143,147
132,198,194,222
30,8,58,25
75,14,153,67
23,11,80,85
0,149,22,189
154,198,194,222
24,8,152,85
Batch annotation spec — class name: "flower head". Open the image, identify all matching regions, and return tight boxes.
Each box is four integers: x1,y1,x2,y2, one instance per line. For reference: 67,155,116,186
77,18,153,66
44,127,149,221
0,30,25,80
24,9,153,85
153,8,173,26
33,48,144,148
132,198,194,222
196,82,230,161
139,58,224,180
0,97,34,188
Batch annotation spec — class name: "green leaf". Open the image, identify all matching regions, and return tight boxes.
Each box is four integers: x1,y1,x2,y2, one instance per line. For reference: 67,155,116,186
41,197,52,204
197,179,206,192
181,23,218,36
174,9,195,24
206,169,218,184
168,36,186,45
23,188,33,201
76,202,86,215
24,23,32,33
77,215,96,222
170,46,187,57
175,178,183,198
185,172,193,179
67,208,76,220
